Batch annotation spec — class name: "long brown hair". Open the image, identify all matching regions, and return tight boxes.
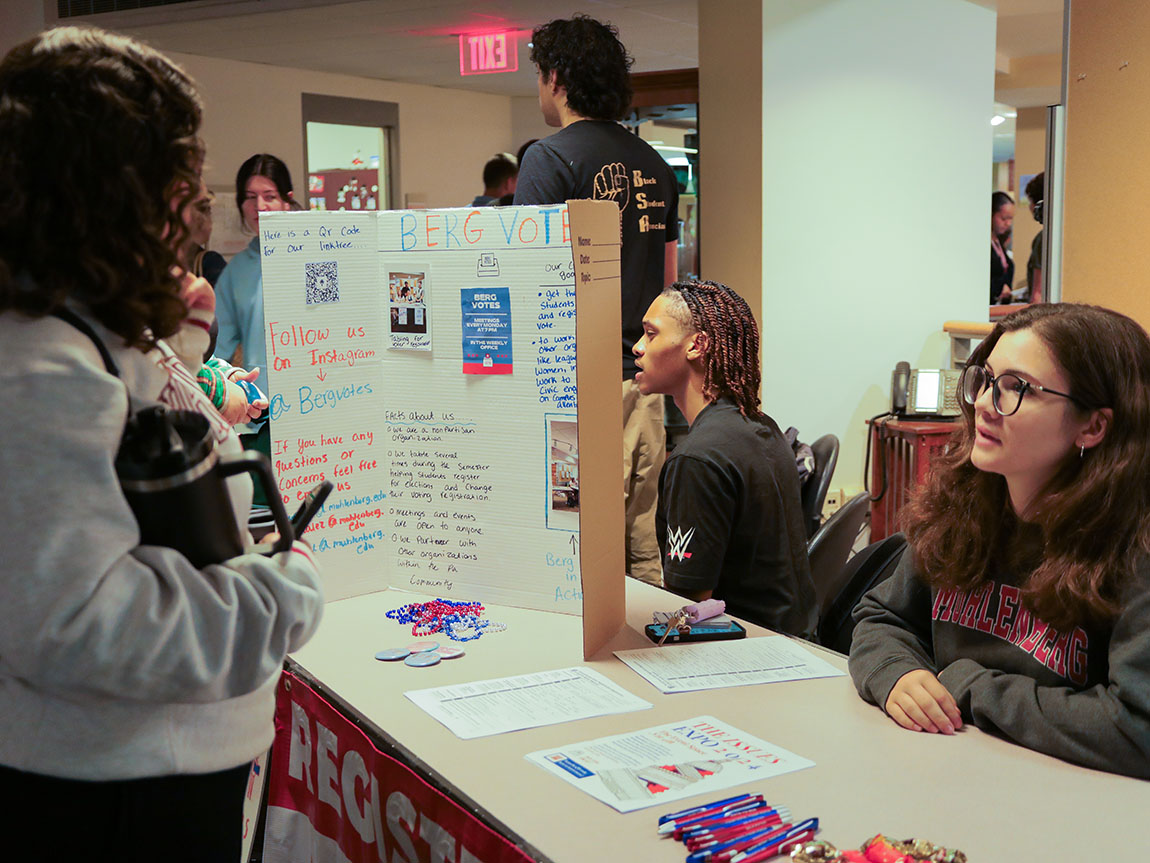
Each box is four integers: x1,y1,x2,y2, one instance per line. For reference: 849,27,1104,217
663,279,764,420
0,27,203,346
903,303,1150,629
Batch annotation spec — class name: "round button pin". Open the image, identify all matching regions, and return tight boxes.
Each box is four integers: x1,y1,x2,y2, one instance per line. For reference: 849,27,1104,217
404,651,441,667
436,646,466,659
407,641,440,653
374,648,410,662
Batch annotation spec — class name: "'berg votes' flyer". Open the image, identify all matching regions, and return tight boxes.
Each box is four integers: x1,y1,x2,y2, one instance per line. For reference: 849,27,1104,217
525,715,813,812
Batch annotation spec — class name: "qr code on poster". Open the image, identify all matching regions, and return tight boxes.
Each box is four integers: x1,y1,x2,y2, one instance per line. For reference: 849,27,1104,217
304,261,340,305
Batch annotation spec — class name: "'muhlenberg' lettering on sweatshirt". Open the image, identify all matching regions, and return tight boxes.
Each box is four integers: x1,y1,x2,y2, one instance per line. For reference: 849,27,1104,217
931,583,1089,686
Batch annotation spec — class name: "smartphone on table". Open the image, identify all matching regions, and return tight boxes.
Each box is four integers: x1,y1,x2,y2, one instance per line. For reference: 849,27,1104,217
644,619,747,644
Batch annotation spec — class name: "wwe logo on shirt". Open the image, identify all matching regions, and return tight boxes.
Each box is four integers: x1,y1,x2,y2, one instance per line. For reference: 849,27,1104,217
666,526,695,562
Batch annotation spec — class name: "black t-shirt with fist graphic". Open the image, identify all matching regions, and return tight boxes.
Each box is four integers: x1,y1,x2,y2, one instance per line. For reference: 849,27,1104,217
514,120,680,378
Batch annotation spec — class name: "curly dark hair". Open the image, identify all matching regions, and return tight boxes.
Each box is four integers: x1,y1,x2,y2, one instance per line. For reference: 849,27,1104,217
530,16,633,122
903,303,1150,629
662,279,764,421
0,26,203,347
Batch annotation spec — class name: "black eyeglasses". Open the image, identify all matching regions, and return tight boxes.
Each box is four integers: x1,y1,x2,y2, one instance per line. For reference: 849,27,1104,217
960,364,1083,417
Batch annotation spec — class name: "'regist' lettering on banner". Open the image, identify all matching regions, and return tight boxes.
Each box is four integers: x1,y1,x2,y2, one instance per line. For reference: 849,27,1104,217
263,672,536,863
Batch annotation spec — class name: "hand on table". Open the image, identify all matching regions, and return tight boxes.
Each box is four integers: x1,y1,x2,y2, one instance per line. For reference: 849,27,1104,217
885,669,963,735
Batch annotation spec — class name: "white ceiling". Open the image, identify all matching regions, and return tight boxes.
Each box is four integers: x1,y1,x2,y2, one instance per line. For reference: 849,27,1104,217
59,0,1062,99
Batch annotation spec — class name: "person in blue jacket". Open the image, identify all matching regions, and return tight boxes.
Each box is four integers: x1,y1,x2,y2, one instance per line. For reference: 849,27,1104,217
214,152,301,409
214,153,302,489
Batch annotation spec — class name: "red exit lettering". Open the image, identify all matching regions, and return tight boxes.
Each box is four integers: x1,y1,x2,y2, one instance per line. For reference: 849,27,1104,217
458,31,519,76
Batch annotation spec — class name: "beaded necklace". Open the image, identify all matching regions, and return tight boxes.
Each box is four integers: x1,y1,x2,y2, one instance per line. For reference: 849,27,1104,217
385,598,507,642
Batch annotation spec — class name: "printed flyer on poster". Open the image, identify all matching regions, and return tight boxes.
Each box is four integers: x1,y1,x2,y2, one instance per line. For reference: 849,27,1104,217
524,715,813,813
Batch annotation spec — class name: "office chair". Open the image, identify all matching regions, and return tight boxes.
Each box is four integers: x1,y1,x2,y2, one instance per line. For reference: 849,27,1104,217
817,532,908,654
806,491,870,621
801,434,840,539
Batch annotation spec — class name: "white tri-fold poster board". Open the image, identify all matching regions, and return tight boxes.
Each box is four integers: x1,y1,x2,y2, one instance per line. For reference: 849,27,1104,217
259,201,625,655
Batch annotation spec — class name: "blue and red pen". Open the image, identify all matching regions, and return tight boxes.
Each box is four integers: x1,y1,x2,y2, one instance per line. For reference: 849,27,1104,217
658,794,766,834
730,819,818,863
658,796,817,863
683,810,790,848
680,806,791,843
659,794,760,825
672,802,784,839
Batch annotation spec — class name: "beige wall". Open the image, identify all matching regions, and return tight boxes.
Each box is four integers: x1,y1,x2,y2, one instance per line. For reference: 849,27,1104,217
1061,0,1150,326
169,51,514,215
757,0,993,490
995,52,1062,107
698,0,763,328
1012,106,1047,292
511,95,556,160
0,0,44,52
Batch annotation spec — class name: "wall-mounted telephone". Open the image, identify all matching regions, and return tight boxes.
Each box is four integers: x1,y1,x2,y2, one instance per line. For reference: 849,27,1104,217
890,362,961,418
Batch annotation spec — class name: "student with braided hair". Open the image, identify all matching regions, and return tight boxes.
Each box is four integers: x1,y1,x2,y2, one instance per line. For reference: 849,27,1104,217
633,280,817,638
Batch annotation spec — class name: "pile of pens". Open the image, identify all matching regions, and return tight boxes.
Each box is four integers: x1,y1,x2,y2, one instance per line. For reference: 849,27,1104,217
657,793,818,863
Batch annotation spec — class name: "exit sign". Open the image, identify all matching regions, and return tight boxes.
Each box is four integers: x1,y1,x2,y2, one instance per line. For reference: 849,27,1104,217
459,31,519,76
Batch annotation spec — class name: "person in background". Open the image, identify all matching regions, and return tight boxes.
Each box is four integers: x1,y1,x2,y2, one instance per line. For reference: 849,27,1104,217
1025,172,1045,304
633,279,816,639
516,138,539,168
0,27,323,858
186,188,226,289
215,152,301,398
496,140,540,205
214,153,302,482
515,15,680,586
471,152,518,206
849,303,1150,779
171,185,266,426
991,191,1015,304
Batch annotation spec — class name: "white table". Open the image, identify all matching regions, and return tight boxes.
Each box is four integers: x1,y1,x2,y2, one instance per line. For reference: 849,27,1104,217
286,579,1150,860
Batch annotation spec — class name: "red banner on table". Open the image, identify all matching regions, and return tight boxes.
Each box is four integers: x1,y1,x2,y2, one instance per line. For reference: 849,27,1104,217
264,672,536,863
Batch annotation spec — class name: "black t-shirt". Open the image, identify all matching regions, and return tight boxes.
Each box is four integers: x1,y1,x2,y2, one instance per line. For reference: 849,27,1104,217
514,120,680,378
657,399,817,639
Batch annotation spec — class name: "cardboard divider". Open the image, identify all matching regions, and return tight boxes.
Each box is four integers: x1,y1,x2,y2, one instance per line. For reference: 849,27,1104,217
568,199,626,657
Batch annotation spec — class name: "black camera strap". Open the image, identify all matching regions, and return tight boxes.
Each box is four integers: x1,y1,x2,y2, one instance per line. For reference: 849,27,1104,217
51,307,121,378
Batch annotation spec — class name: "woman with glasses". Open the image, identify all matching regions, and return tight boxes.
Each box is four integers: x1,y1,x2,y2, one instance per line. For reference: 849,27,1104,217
849,303,1150,778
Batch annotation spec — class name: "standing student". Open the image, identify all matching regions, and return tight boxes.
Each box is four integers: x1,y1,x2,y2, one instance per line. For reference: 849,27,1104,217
990,191,1015,304
1024,172,1045,304
633,279,816,638
214,152,301,404
849,303,1150,778
514,15,680,586
171,185,266,426
0,27,324,859
214,153,302,493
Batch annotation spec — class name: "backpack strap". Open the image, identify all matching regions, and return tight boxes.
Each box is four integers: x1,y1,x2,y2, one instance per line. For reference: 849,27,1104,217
51,307,120,377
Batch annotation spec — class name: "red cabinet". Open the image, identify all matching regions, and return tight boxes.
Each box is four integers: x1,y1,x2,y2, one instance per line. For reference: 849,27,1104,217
868,418,961,541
